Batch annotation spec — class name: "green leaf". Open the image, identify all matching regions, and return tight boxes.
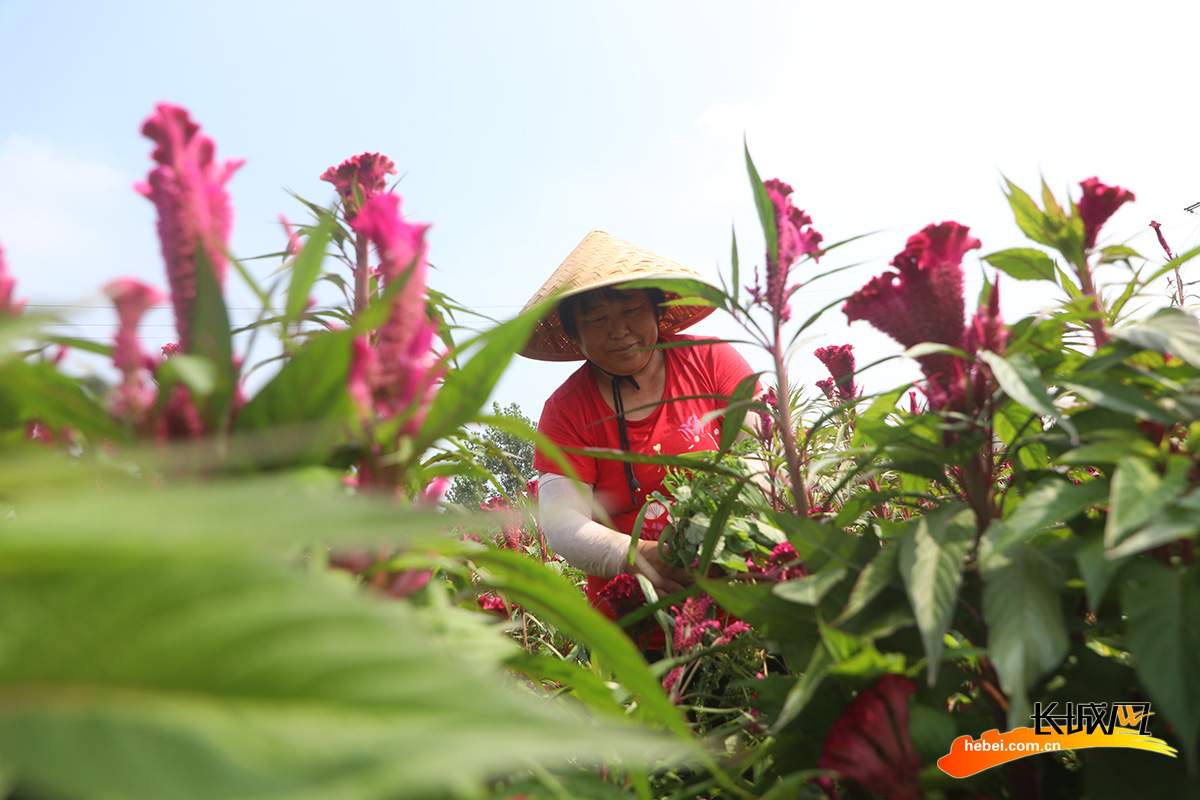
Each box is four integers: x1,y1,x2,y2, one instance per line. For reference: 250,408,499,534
834,537,899,624
1104,455,1191,550
744,141,778,268
982,248,1057,282
1107,486,1200,560
982,476,1109,566
1114,307,1200,369
1003,178,1057,250
190,249,237,432
898,505,976,685
982,543,1069,729
1097,244,1142,264
232,330,355,466
1061,379,1178,426
157,354,218,398
0,361,118,440
284,208,335,328
1075,532,1122,613
414,306,545,455
979,349,1076,440
718,373,762,452
771,567,847,606
0,562,684,800
1120,560,1200,771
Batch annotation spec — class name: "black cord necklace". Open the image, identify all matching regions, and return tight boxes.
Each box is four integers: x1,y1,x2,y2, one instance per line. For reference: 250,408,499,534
610,373,641,507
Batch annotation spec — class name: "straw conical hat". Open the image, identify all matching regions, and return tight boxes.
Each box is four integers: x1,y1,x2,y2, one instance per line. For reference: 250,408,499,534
520,229,717,361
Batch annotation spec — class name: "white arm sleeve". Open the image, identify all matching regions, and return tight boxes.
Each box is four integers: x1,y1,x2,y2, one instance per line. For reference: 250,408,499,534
538,472,630,578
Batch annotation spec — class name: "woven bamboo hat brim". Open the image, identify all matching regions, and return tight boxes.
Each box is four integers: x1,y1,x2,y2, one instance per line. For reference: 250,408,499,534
519,229,718,361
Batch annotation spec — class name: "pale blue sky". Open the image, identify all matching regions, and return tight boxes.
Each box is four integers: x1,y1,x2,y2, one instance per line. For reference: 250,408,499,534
2,0,1198,419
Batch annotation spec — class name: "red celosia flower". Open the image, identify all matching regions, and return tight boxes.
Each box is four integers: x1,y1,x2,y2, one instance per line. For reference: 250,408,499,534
843,222,980,383
747,541,807,582
597,573,647,618
748,178,823,322
1077,177,1134,251
477,593,509,617
350,193,440,433
104,278,167,423
161,342,181,357
0,240,25,316
135,103,243,352
524,477,539,499
814,344,858,401
818,674,922,800
321,152,397,221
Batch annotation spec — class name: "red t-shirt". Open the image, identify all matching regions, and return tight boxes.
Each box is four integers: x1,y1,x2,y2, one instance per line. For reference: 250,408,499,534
533,333,755,614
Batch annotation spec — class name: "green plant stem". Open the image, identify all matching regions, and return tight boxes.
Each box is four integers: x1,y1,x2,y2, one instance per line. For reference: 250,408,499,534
772,321,808,516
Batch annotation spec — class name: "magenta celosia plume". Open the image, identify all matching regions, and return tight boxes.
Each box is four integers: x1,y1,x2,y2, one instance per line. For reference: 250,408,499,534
749,179,822,322
349,192,439,431
818,674,922,800
104,278,167,422
1077,177,1135,251
321,153,397,221
814,344,857,401
843,222,980,381
135,103,243,352
0,240,25,315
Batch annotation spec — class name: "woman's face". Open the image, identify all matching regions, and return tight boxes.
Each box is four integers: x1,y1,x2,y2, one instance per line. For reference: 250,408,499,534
572,289,659,376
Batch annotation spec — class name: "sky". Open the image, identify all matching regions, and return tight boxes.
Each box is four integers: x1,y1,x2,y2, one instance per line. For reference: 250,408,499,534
2,0,1199,423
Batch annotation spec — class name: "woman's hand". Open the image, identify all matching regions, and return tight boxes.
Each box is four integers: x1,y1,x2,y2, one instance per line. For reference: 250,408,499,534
625,538,692,595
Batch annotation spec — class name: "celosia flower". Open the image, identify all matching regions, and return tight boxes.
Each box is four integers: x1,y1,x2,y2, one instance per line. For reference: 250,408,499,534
1077,177,1134,251
321,152,397,221
755,386,778,443
135,103,243,352
524,477,539,499
1149,220,1176,261
843,222,980,383
597,573,647,618
0,240,25,315
350,193,440,433
161,342,181,357
104,278,167,421
818,674,922,800
157,384,205,441
419,476,451,506
814,344,858,401
746,541,807,582
477,593,509,617
748,178,823,322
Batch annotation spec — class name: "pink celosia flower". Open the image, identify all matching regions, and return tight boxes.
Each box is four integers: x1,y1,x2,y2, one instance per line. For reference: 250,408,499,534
818,674,922,800
104,278,167,422
419,476,451,506
350,193,440,432
755,386,778,443
1077,177,1134,251
321,152,397,221
814,344,858,401
161,342,181,357
157,384,205,441
347,334,377,411
1149,220,1176,261
747,178,823,322
843,222,980,383
135,103,242,352
0,240,25,316
279,214,304,257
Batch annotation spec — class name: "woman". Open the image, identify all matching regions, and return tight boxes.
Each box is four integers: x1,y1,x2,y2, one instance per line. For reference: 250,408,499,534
521,229,756,618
